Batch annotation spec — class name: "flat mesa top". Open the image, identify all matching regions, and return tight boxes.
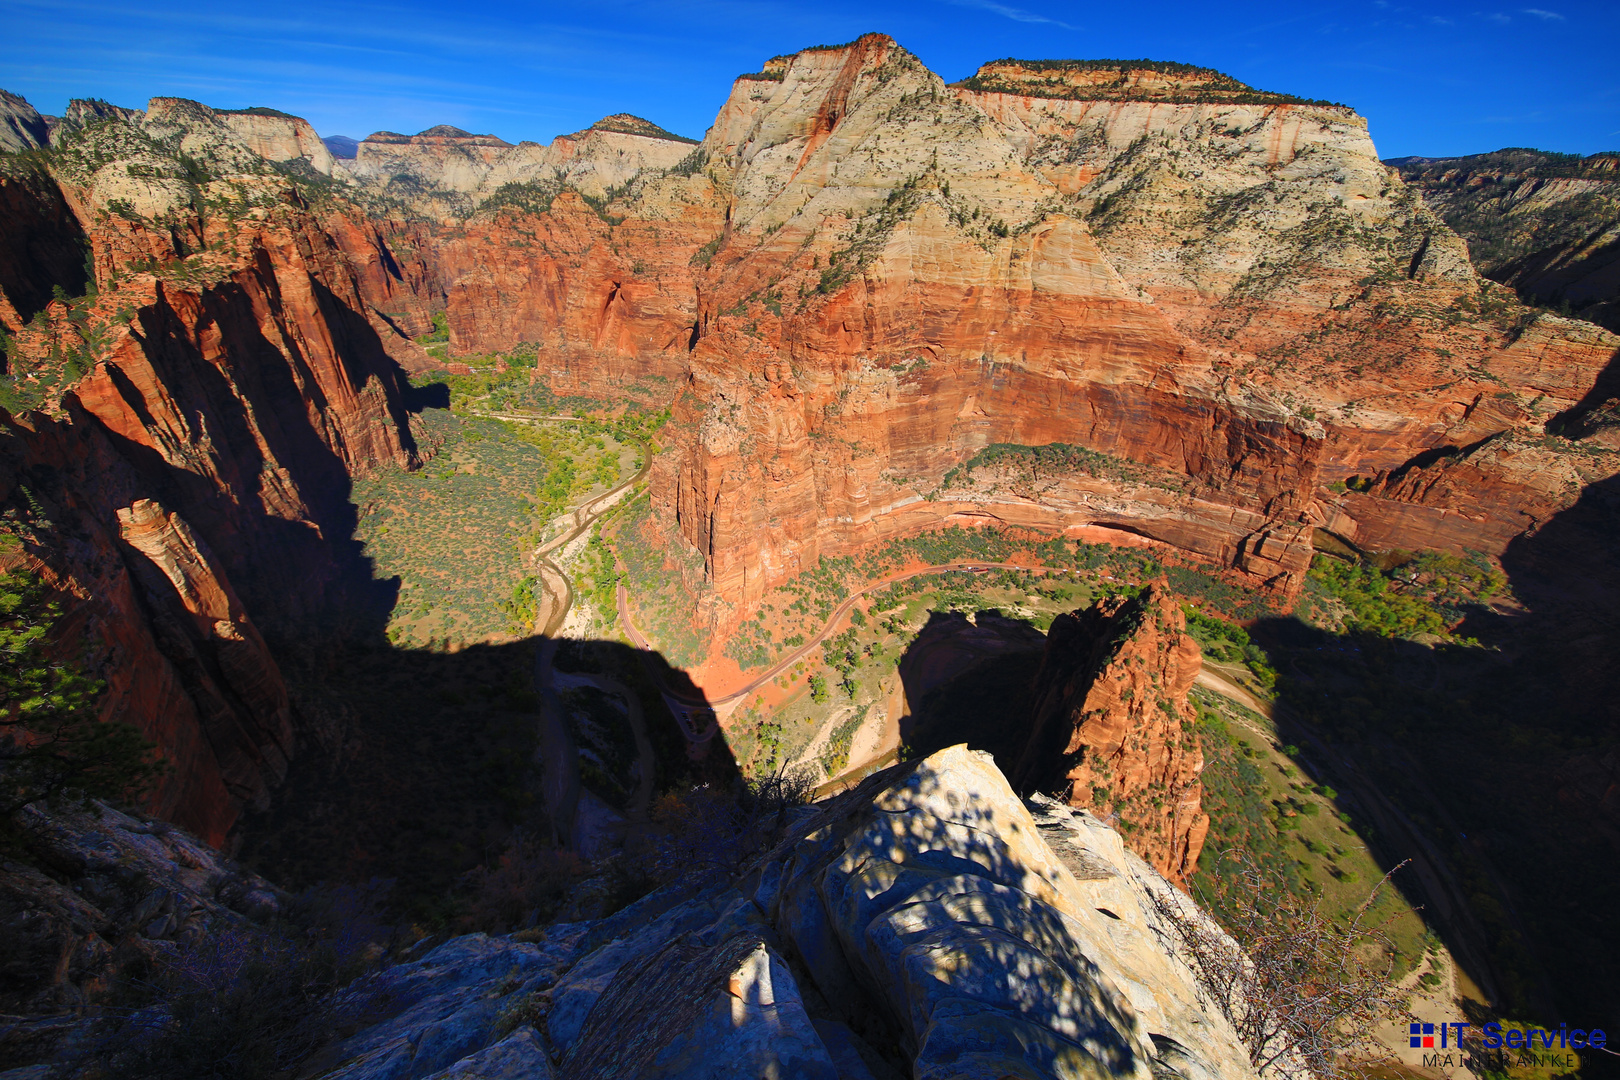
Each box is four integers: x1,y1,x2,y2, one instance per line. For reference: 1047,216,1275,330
953,57,1342,108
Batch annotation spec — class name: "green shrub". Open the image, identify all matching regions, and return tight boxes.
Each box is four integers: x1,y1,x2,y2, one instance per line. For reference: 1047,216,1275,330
1,564,164,823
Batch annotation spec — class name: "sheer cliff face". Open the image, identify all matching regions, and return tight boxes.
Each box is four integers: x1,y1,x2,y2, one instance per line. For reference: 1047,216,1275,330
350,36,1612,627
1011,586,1208,885
499,36,1609,630
0,111,416,844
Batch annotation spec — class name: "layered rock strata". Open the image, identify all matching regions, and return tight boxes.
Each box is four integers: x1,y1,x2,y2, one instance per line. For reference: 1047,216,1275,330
351,35,1620,637
1012,585,1209,885
1,102,417,842
3,30,1620,842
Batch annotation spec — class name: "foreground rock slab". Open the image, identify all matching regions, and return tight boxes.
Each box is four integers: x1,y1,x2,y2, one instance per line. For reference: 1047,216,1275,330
317,745,1257,1080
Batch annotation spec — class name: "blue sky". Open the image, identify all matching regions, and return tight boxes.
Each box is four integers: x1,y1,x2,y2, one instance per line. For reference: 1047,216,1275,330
2,0,1615,158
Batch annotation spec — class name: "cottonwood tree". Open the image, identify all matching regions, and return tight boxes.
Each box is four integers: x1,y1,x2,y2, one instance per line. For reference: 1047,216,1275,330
1150,850,1411,1080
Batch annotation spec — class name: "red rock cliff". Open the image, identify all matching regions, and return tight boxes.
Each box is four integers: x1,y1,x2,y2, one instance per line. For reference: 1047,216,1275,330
1011,585,1209,885
366,36,1620,647
1,136,416,844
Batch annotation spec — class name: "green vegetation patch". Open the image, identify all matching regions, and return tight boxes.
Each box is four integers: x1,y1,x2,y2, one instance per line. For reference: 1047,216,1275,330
1191,691,1427,978
938,441,1187,495
0,562,163,828
1301,550,1507,639
728,525,1279,674
353,410,627,647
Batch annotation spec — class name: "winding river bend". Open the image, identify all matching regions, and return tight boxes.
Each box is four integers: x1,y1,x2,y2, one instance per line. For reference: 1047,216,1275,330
467,411,652,850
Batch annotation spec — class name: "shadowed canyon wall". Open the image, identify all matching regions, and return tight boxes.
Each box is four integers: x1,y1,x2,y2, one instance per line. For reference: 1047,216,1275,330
1,141,415,844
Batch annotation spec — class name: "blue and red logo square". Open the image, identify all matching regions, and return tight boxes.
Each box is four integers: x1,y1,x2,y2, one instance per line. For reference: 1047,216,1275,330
1410,1023,1436,1049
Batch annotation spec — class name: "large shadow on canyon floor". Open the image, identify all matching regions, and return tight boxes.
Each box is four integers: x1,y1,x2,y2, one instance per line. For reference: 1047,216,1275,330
225,361,742,917
234,628,737,918
1254,474,1620,1029
893,609,1048,773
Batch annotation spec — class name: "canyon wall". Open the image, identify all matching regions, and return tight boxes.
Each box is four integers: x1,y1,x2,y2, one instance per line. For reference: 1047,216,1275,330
340,116,697,219
111,41,1606,648
556,39,1619,635
4,36,1620,839
0,108,416,844
1393,149,1620,331
280,38,1618,643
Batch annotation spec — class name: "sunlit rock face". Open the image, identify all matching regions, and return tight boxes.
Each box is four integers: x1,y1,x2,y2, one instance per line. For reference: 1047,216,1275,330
339,116,698,219
317,746,1259,1080
1013,584,1209,886
371,35,1619,640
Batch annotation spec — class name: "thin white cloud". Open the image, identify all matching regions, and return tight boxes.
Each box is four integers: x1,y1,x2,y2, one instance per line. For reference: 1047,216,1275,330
1522,7,1565,18
1426,15,1454,25
943,0,1079,31
1485,11,1511,22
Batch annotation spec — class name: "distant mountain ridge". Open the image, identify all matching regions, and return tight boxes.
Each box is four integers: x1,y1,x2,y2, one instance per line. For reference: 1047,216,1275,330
322,133,358,159
1391,147,1620,330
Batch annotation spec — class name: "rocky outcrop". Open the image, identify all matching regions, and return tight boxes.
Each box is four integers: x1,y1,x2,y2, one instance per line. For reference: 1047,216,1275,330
0,799,282,1021
956,58,1339,105
1,103,418,842
47,98,147,142
216,107,338,175
317,746,1257,1080
1012,586,1208,886
0,89,49,153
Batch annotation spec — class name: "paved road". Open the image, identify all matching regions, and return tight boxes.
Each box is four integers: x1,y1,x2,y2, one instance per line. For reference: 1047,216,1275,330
619,561,1087,712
